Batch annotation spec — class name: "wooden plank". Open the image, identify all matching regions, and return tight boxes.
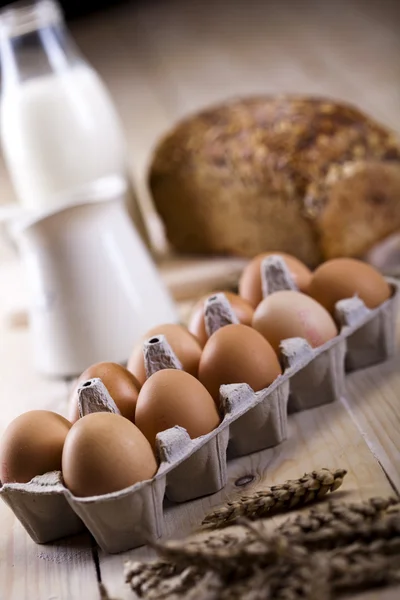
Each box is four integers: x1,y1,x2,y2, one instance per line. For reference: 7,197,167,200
0,516,99,600
304,0,400,130
0,259,99,600
1,262,398,599
343,347,400,493
99,397,397,598
344,590,400,600
0,0,399,597
158,256,248,302
0,255,241,600
0,259,70,431
114,0,400,131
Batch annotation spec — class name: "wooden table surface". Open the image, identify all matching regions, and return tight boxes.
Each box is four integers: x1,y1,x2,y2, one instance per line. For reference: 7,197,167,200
0,254,399,600
0,0,400,598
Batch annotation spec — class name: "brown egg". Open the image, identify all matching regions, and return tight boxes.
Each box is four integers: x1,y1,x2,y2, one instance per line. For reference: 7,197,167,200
198,324,282,402
307,258,392,315
252,290,338,355
68,362,140,424
239,252,313,308
62,412,157,497
128,324,202,385
0,410,71,484
188,291,254,346
135,369,220,449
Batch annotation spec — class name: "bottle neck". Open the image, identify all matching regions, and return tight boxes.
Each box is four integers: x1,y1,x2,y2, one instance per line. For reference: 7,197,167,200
0,1,83,88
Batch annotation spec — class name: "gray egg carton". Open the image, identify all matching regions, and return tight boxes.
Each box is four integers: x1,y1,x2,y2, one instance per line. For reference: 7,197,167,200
1,260,398,554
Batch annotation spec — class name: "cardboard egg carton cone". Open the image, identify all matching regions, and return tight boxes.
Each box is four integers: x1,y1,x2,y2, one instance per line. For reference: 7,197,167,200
0,374,288,553
260,256,399,409
0,261,398,553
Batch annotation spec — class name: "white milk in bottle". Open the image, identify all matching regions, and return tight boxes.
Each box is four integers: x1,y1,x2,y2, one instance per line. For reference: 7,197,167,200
0,0,148,243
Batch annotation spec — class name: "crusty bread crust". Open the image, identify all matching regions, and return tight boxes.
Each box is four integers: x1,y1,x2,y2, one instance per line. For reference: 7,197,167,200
149,96,400,264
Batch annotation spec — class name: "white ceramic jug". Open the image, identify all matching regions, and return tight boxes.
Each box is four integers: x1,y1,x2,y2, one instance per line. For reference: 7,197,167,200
11,177,178,376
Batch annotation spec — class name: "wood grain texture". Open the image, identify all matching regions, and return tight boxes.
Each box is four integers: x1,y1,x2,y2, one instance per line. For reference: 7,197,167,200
0,259,100,600
0,0,399,598
158,256,248,301
343,349,400,492
99,398,397,598
0,525,99,600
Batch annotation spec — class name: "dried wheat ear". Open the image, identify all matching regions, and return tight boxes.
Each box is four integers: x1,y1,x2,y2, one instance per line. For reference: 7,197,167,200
202,468,347,528
126,495,400,600
124,462,400,600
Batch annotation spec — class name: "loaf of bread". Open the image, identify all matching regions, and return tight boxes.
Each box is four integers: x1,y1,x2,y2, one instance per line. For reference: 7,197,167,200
149,96,400,266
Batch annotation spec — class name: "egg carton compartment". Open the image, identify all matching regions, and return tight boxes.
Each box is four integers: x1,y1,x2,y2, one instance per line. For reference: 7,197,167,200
65,471,166,554
261,256,399,373
0,376,289,553
335,280,399,371
224,379,289,458
0,275,398,554
281,335,346,413
0,472,83,543
0,322,350,554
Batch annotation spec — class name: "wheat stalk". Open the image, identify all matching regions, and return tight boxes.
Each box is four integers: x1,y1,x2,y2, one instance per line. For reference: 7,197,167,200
331,539,400,593
277,496,400,549
202,468,347,528
126,495,400,600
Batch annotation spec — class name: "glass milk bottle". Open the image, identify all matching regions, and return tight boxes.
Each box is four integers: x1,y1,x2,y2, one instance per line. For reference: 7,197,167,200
0,0,148,244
